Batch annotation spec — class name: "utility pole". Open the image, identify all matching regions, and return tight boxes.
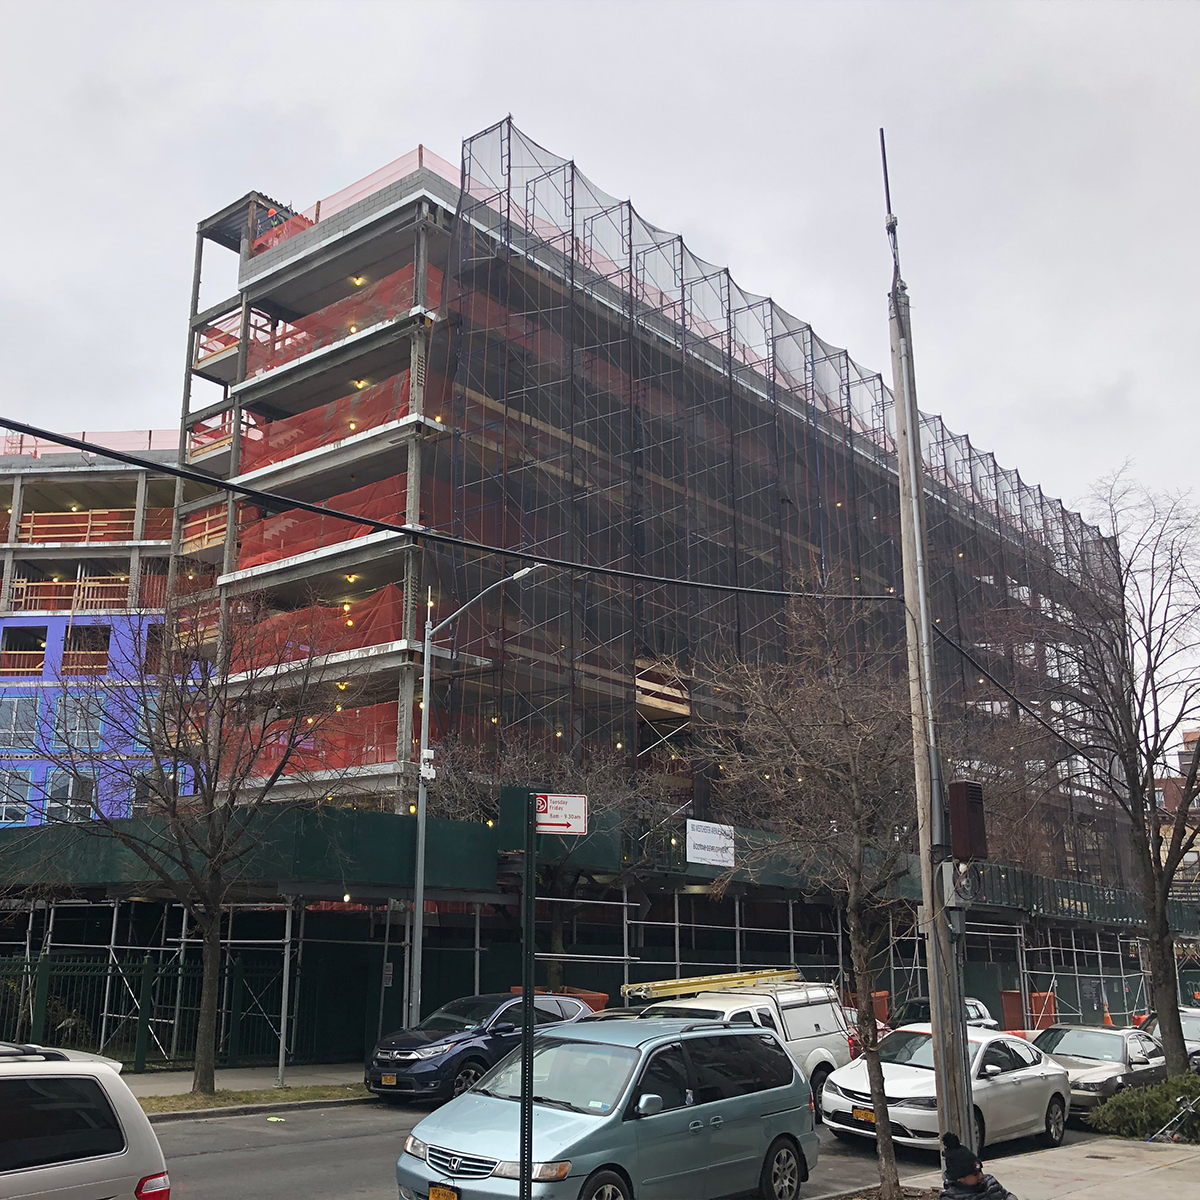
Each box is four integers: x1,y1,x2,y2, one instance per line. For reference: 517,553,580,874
880,129,975,1153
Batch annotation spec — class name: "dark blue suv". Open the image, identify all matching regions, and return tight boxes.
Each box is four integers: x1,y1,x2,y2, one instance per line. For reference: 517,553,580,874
366,992,591,1101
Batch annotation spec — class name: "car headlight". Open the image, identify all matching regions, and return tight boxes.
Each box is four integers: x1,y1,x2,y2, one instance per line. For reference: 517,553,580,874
493,1160,572,1181
412,1043,456,1060
822,1080,843,1100
1075,1081,1106,1092
403,1135,428,1161
896,1096,939,1109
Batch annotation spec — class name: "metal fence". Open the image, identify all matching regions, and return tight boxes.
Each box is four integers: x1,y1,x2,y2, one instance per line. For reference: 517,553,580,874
0,954,299,1071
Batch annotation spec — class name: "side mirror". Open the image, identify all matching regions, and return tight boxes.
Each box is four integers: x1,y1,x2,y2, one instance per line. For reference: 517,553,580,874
979,1019,999,1030
1130,1054,1150,1066
981,1063,1001,1078
636,1093,664,1117
491,1022,516,1035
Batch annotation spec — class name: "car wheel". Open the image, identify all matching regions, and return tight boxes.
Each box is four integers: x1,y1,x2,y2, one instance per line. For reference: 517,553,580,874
451,1059,487,1097
1042,1095,1066,1148
759,1136,803,1200
577,1169,631,1200
973,1109,986,1153
810,1066,831,1122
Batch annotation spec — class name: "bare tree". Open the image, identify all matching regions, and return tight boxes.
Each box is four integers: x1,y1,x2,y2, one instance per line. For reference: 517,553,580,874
2,587,370,1092
700,590,915,1200
1025,472,1200,1075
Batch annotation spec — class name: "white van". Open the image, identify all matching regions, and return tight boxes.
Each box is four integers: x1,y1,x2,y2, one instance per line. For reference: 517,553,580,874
0,1043,170,1200
637,980,852,1109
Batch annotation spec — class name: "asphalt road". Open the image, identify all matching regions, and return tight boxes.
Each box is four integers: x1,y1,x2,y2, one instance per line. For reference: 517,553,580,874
158,1101,1102,1200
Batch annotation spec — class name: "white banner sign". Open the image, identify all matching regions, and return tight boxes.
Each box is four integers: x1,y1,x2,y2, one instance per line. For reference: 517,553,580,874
535,793,588,836
686,819,735,868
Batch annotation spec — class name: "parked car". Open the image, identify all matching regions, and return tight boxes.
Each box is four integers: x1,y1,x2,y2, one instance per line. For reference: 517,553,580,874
822,1023,1069,1152
0,1044,169,1200
1138,1007,1200,1072
636,980,851,1110
1033,1024,1167,1112
578,1008,643,1022
396,1018,818,1200
367,992,591,1101
889,996,998,1029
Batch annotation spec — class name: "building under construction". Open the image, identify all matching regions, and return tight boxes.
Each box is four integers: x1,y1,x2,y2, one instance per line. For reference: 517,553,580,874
2,120,1193,1071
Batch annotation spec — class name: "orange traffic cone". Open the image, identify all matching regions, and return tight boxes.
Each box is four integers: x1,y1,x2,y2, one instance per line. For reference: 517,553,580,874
1102,1000,1114,1026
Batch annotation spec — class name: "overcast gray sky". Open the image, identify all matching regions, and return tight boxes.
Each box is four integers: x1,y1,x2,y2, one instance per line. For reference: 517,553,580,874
1,0,1195,513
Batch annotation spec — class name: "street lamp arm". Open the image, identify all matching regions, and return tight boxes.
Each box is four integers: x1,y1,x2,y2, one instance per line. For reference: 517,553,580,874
429,563,543,638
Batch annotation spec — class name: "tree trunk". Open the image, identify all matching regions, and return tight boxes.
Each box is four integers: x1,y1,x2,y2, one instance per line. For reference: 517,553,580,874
192,915,222,1094
847,904,902,1200
547,905,565,993
1145,904,1189,1075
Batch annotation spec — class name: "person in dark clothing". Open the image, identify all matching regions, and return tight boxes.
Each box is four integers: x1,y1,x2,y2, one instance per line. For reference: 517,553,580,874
940,1132,1019,1200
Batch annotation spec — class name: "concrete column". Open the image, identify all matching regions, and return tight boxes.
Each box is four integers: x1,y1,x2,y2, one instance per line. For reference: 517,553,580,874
1,475,24,611
129,471,148,607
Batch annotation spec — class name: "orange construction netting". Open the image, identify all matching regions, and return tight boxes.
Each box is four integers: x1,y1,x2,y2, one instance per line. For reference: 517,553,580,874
243,701,401,776
232,584,405,670
246,264,443,377
239,373,411,474
237,474,407,570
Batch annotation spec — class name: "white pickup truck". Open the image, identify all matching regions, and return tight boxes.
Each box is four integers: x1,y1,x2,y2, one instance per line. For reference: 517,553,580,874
624,970,853,1111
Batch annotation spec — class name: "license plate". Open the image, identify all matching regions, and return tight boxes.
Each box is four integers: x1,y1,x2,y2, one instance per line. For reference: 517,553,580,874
381,1074,397,1086
852,1106,876,1123
429,1186,460,1200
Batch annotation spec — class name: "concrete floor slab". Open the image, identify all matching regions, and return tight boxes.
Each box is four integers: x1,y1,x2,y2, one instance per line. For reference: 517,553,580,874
125,1062,363,1096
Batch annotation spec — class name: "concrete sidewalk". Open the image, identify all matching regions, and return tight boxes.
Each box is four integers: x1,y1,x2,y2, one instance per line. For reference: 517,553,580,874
124,1062,363,1097
905,1137,1200,1198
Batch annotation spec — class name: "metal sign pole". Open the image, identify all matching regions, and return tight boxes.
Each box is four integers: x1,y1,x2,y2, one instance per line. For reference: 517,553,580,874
520,787,536,1200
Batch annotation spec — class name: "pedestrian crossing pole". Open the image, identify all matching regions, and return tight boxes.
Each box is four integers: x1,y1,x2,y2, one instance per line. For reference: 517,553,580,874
881,129,976,1154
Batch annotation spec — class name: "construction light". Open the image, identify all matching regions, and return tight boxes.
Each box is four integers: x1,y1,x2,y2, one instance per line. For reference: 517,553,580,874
349,422,357,431
335,704,343,713
418,701,424,710
343,893,351,903
352,277,366,286
409,804,418,815
486,819,494,828
346,575,357,582
343,603,351,612
337,681,348,690
345,618,353,626
555,731,563,738
307,717,315,724
70,504,79,512
349,325,358,334
615,741,622,750
353,380,367,390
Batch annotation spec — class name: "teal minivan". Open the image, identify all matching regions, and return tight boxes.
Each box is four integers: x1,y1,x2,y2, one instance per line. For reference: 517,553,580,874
395,1019,818,1200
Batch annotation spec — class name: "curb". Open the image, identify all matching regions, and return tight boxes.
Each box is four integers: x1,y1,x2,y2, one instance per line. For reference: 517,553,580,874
146,1095,378,1123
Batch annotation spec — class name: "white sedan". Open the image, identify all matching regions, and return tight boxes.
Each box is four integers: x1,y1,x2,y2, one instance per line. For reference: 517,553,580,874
821,1023,1069,1152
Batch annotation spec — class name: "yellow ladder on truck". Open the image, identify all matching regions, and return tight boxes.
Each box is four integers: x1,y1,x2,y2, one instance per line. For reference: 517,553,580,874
621,968,800,1002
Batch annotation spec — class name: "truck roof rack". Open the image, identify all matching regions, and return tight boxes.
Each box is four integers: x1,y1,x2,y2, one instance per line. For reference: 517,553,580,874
621,968,802,1002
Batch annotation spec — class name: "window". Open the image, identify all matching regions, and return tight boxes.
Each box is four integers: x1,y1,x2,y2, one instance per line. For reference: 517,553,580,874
740,1033,794,1090
483,1038,640,1115
0,695,37,749
0,770,30,823
533,998,564,1024
637,1044,690,1111
144,623,165,674
1033,1027,1125,1062
1134,1034,1163,1061
1008,1040,1040,1068
0,1075,125,1171
62,625,110,676
45,771,96,823
756,1007,778,1031
730,1010,755,1024
685,1035,766,1102
131,772,177,816
53,694,104,750
979,1041,1023,1075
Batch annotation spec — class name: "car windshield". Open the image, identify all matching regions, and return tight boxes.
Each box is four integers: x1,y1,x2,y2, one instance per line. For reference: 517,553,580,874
1143,1015,1200,1042
638,1005,724,1021
892,1000,931,1025
479,1038,641,1115
417,997,503,1033
877,1030,936,1069
1034,1028,1125,1062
